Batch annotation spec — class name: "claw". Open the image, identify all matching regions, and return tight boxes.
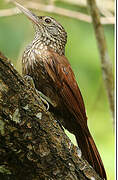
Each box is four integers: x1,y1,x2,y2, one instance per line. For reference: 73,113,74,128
40,96,49,111
24,75,35,89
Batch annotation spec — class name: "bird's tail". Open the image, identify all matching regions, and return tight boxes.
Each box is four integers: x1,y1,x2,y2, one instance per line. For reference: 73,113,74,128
75,128,107,179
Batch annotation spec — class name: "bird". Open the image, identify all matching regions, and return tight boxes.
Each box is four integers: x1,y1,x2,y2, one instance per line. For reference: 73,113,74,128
14,2,107,179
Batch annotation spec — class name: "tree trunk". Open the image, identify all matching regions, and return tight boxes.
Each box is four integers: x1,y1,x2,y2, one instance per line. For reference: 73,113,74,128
0,52,102,180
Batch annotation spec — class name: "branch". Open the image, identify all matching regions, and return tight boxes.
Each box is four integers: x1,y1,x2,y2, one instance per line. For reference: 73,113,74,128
87,0,114,124
0,52,103,179
62,0,114,13
0,2,114,25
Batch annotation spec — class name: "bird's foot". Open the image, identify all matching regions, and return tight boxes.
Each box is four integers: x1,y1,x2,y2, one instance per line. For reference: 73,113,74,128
24,75,50,110
36,90,56,109
37,91,50,111
24,75,35,89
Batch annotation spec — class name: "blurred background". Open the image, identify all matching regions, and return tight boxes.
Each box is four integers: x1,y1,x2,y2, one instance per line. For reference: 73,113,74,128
0,0,115,179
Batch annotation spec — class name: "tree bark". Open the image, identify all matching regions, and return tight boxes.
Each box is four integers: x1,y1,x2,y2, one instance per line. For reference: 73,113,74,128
0,52,103,180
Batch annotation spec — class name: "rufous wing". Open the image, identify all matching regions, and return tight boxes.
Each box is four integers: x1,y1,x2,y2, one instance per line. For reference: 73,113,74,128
43,49,88,130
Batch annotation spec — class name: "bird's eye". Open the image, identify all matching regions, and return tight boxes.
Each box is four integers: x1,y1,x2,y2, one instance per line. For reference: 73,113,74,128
38,16,43,19
45,18,51,24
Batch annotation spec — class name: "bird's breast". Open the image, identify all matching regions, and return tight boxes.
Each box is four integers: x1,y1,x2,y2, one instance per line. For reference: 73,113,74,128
22,45,61,108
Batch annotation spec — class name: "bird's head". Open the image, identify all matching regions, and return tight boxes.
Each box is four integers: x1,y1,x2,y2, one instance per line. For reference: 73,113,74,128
14,2,67,55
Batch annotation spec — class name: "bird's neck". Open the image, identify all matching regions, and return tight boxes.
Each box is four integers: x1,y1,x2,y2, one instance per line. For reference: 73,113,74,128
22,35,65,70
30,34,65,56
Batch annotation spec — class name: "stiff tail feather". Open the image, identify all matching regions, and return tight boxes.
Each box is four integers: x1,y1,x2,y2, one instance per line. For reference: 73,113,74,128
75,128,107,180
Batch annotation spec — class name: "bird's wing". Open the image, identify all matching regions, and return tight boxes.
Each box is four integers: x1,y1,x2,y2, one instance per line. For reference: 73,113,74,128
43,50,88,129
38,50,106,180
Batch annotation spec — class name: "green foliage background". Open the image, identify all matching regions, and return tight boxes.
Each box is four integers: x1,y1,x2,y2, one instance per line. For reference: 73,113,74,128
0,0,115,179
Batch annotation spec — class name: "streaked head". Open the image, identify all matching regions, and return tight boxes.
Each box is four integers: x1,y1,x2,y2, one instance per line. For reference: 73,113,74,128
14,2,67,55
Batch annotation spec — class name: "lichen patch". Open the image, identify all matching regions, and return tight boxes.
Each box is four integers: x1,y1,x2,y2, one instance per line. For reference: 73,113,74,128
36,112,42,119
0,119,5,135
23,104,29,110
12,108,21,123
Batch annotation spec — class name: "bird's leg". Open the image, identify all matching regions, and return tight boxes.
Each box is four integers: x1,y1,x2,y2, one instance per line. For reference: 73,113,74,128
24,76,64,130
24,75,35,89
24,75,51,110
37,92,50,111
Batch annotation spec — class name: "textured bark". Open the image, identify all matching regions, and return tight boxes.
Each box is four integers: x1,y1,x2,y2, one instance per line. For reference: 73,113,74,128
0,52,103,180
